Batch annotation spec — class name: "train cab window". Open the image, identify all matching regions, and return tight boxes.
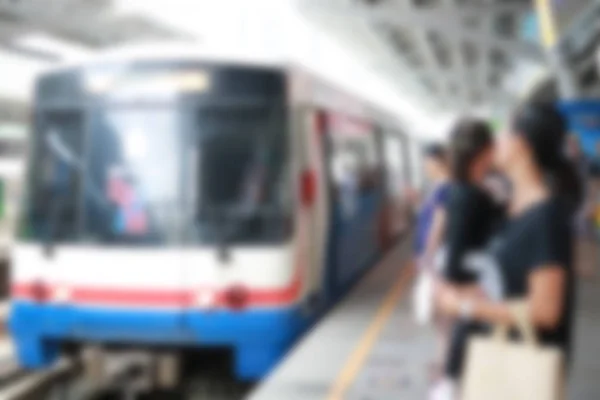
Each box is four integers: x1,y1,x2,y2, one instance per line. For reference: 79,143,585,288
85,108,183,245
19,110,85,242
184,104,291,245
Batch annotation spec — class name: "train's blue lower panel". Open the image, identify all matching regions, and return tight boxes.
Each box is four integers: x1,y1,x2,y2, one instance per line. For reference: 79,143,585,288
10,197,394,380
9,302,309,379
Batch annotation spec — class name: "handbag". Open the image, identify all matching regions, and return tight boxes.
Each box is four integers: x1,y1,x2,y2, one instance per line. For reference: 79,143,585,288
411,269,434,326
460,301,565,400
412,247,447,326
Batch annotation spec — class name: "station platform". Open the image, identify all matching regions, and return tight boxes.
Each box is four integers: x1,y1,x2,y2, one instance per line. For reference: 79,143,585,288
249,239,600,400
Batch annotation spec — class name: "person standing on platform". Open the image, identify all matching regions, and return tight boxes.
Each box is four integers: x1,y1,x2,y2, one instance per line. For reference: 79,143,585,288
411,144,451,382
435,103,581,400
413,144,451,271
428,119,501,400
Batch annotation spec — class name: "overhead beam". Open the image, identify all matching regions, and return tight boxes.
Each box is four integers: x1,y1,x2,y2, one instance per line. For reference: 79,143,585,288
347,22,446,110
0,15,59,61
413,29,452,105
423,1,533,15
0,42,61,62
479,0,494,104
306,2,544,61
303,0,533,19
0,0,112,46
0,17,27,40
0,0,183,47
440,0,470,111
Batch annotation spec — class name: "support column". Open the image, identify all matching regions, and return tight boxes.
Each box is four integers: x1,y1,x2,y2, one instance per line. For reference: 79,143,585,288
548,48,579,100
534,0,580,99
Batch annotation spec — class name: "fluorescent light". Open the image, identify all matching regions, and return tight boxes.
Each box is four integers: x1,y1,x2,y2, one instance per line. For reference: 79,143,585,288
0,50,48,101
14,33,92,61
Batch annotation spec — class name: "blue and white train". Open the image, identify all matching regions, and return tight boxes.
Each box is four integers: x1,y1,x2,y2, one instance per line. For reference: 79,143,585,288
9,44,416,380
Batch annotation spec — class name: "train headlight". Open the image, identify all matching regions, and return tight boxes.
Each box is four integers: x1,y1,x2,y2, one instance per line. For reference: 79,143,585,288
223,285,249,311
300,169,316,208
31,280,49,303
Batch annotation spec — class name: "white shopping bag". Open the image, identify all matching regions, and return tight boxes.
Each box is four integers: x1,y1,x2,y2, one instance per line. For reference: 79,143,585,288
412,247,446,326
462,302,565,400
412,270,435,326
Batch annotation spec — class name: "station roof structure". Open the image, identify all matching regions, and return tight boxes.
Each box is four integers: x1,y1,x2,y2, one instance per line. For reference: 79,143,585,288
0,0,186,121
0,0,597,136
298,0,600,120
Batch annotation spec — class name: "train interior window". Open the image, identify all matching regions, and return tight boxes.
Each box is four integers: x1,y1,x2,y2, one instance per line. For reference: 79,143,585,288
383,133,405,200
327,114,380,217
408,140,425,190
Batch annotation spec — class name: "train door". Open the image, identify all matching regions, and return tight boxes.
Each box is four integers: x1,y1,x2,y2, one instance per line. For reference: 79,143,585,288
323,113,385,293
292,108,330,308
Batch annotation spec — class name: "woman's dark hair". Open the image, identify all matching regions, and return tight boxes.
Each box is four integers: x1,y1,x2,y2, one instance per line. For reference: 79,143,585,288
424,143,448,164
512,102,582,209
449,118,494,182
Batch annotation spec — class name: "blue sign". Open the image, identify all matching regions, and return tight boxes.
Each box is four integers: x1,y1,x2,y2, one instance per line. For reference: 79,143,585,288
559,100,600,155
521,12,540,43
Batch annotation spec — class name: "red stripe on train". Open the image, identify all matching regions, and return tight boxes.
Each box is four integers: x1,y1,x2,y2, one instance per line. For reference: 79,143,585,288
11,275,302,308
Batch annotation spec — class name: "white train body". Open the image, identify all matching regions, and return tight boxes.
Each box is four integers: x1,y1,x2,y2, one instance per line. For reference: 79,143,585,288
10,43,414,379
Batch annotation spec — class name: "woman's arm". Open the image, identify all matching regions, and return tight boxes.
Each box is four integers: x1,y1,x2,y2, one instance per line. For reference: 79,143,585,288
526,267,566,329
422,207,446,265
437,266,566,329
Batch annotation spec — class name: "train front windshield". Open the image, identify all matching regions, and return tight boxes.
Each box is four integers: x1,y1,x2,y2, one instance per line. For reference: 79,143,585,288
20,103,291,246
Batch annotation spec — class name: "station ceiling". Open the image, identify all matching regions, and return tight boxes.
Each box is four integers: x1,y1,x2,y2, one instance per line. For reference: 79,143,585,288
299,0,600,119
0,0,186,122
0,0,597,128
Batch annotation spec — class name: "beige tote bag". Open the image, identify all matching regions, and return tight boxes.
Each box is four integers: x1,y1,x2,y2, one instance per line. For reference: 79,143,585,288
460,302,565,400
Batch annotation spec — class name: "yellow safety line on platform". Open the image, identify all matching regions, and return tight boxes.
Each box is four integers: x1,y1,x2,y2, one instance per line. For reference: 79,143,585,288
326,261,414,400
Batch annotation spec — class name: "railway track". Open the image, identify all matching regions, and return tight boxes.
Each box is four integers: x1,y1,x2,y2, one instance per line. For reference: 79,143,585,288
0,358,77,400
0,351,253,400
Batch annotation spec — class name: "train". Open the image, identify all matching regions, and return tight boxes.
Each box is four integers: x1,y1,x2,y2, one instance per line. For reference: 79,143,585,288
9,43,420,381
0,124,26,296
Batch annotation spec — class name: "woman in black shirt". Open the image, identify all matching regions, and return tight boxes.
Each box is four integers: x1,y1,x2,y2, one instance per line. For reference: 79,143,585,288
431,119,501,398
436,103,581,399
